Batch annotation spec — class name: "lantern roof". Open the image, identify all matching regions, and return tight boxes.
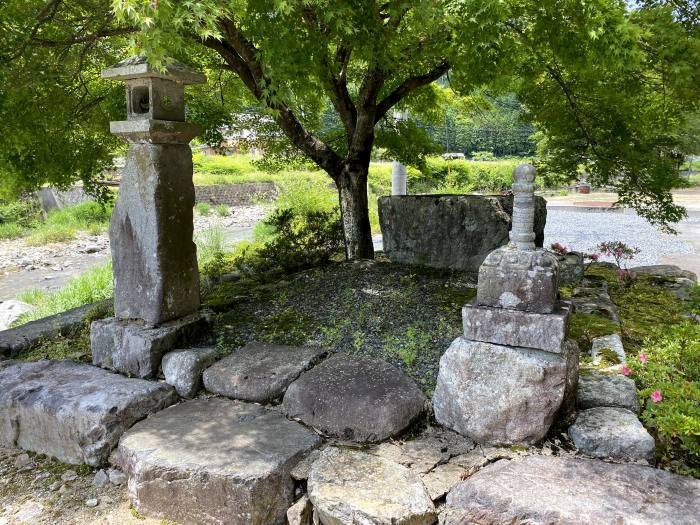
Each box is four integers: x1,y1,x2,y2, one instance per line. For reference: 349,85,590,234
102,56,206,85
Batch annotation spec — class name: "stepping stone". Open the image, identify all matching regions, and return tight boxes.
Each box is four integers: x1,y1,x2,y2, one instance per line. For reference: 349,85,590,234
577,372,639,413
118,397,321,525
591,333,625,365
307,447,436,525
203,342,326,402
161,347,219,398
282,353,426,442
444,456,700,525
0,360,176,466
569,407,655,463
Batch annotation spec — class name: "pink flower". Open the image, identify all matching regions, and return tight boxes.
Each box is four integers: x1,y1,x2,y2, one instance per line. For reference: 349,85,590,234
621,366,631,376
650,390,663,403
639,353,648,363
590,253,600,261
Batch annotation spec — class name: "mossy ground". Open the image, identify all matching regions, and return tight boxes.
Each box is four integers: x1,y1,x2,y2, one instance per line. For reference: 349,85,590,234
205,257,476,394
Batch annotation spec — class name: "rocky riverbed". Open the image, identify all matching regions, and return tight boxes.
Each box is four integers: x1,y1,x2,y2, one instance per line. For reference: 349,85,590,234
0,206,267,301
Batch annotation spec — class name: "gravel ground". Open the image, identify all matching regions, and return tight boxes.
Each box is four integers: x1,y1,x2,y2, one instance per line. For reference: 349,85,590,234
544,210,697,266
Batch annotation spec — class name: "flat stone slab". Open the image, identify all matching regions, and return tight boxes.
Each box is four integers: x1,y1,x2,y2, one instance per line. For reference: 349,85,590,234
0,360,176,466
118,398,322,525
577,372,639,413
203,342,326,402
162,347,219,398
283,353,426,442
591,333,626,366
462,300,570,353
308,447,436,525
444,456,700,525
92,313,208,378
433,337,576,445
569,407,655,463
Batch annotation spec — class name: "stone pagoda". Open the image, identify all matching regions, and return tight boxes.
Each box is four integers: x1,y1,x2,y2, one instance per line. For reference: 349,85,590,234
91,57,208,379
433,164,578,445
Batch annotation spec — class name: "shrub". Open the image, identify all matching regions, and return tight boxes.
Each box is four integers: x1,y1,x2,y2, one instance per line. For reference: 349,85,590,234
0,199,41,228
234,207,344,278
628,323,700,476
215,204,229,217
196,227,233,277
195,202,212,216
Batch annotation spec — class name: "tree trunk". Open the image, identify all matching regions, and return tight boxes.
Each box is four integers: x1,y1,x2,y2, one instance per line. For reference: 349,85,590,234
337,163,374,260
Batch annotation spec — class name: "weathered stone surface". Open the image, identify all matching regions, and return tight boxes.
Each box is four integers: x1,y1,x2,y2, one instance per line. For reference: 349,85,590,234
308,447,436,525
444,456,700,525
91,313,207,378
111,142,200,326
476,246,559,314
462,300,570,352
420,462,468,501
283,354,426,442
203,343,326,402
558,251,584,285
378,194,546,272
290,448,324,481
577,372,639,413
161,346,219,398
0,300,112,358
571,276,620,323
433,337,572,445
0,301,34,331
591,333,625,365
287,496,313,525
118,398,321,525
371,428,475,475
569,407,655,463
0,360,176,466
631,264,697,300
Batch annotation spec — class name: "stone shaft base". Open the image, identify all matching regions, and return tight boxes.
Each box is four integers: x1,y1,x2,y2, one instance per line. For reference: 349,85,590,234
111,142,200,326
91,314,208,378
433,337,578,445
462,301,570,353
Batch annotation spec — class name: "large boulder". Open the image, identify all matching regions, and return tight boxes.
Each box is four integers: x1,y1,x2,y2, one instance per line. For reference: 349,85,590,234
203,342,326,403
0,360,176,466
631,264,697,300
307,447,436,525
0,301,34,331
282,353,426,442
444,456,700,525
433,337,576,445
118,398,322,525
569,407,655,464
378,194,546,272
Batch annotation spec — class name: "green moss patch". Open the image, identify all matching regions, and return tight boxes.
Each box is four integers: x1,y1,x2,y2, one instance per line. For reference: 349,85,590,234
567,313,620,352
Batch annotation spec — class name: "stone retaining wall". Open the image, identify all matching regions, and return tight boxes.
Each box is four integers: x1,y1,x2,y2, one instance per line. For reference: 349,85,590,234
194,182,277,206
36,183,278,212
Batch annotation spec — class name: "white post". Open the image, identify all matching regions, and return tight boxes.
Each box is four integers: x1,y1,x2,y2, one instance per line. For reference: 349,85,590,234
391,110,408,196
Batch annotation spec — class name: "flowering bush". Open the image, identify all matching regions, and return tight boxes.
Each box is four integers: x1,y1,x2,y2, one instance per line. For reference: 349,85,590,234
627,322,700,476
550,242,569,256
597,241,640,286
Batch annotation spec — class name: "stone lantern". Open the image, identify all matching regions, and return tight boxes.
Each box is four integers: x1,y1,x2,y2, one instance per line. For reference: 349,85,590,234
91,57,208,379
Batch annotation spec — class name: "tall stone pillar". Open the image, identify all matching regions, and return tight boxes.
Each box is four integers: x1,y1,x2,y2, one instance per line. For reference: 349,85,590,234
433,164,578,445
90,57,208,379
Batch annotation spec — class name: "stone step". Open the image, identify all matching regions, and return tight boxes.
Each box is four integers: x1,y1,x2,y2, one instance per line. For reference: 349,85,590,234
0,360,177,466
591,333,626,367
444,456,700,525
577,371,639,413
117,397,322,525
569,407,655,464
203,342,326,403
282,353,426,442
307,447,436,525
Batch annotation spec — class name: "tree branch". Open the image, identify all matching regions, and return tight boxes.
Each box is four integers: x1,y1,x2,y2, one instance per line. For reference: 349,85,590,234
375,61,449,123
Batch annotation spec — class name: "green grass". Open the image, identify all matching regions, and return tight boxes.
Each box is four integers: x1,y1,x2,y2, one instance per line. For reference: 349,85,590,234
23,201,112,246
195,202,212,216
215,204,229,217
15,263,113,325
0,222,24,240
